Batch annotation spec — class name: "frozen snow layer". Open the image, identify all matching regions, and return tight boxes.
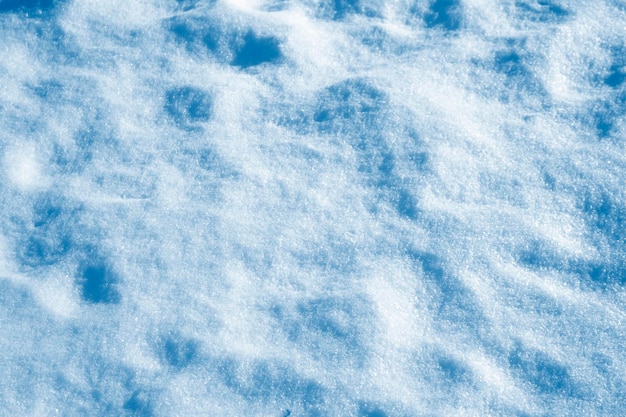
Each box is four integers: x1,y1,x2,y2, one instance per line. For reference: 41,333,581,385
1,0,625,415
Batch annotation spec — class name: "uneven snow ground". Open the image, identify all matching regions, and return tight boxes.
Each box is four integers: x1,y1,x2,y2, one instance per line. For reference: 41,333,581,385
1,0,625,415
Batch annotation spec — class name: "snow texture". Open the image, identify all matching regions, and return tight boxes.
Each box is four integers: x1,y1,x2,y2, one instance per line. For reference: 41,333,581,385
1,0,625,415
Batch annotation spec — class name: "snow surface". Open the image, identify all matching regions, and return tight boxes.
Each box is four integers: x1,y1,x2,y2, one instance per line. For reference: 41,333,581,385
1,0,625,415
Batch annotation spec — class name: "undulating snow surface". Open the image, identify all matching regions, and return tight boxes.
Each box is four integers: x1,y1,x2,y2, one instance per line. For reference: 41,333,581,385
1,0,625,415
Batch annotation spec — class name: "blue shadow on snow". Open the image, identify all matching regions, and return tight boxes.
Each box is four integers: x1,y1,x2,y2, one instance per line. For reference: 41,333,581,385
78,261,120,305
508,341,577,396
232,31,282,68
424,0,461,31
0,0,63,15
164,86,212,130
514,0,570,23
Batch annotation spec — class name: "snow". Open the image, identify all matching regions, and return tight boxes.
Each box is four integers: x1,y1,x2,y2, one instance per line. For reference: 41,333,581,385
1,0,625,415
